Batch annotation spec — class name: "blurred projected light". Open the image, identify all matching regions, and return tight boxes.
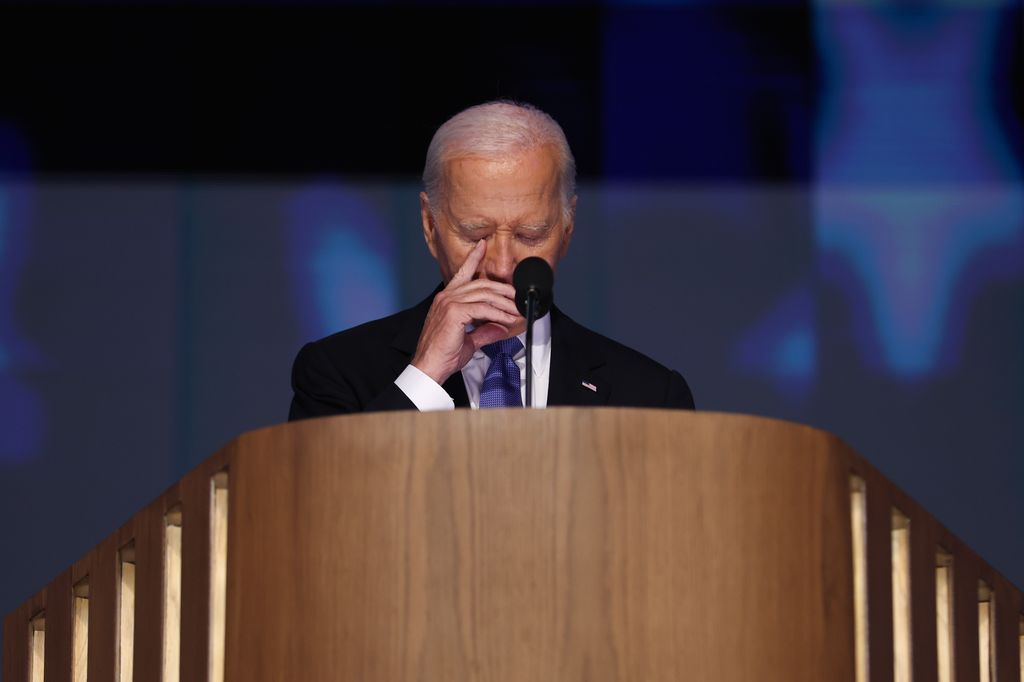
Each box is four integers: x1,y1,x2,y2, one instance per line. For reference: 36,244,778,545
285,184,397,340
816,4,1020,185
733,285,816,399
0,181,45,462
817,189,1022,377
814,3,1023,378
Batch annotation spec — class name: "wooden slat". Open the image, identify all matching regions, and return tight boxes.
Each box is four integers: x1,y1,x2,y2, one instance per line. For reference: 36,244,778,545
42,570,72,682
994,574,1020,682
209,472,230,682
132,487,177,682
3,592,45,682
2,604,25,682
864,468,895,682
850,476,869,682
117,540,137,682
980,577,996,682
162,506,182,682
878,483,941,682
936,548,956,682
29,612,45,682
69,559,90,682
89,527,135,682
908,507,939,682
955,547,982,682
179,458,213,682
891,508,912,682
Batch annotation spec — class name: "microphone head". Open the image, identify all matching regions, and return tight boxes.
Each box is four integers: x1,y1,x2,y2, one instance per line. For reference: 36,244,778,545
513,257,554,318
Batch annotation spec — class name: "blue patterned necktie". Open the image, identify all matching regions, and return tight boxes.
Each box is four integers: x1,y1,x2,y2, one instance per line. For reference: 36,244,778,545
478,337,524,408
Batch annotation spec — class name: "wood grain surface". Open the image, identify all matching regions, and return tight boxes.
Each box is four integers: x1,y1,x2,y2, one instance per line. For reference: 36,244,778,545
225,409,855,682
5,409,1022,682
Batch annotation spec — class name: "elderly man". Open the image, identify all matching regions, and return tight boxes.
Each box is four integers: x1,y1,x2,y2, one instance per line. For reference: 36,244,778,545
289,101,693,417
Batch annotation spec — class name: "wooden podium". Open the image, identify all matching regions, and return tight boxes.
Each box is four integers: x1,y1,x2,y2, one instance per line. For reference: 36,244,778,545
4,409,1023,681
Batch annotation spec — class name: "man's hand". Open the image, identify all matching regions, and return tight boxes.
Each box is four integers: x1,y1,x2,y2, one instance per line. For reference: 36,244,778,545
411,240,523,385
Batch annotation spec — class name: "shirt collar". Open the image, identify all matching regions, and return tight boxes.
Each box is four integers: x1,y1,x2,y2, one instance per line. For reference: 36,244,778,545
521,311,551,351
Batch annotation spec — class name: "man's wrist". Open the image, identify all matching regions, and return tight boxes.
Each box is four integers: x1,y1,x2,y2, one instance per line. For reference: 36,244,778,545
394,364,455,411
409,354,451,386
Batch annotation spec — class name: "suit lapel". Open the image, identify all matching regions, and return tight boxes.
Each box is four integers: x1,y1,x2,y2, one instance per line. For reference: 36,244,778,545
389,285,471,409
547,306,609,407
442,373,471,408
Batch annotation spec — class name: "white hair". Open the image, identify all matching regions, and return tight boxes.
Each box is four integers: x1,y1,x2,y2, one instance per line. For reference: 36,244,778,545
422,100,577,222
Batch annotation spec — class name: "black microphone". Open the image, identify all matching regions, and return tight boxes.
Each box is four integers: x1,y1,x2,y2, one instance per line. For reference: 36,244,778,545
513,257,553,317
513,257,554,408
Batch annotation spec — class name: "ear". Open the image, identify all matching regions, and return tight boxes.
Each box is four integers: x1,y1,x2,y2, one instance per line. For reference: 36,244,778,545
558,195,577,260
420,192,439,261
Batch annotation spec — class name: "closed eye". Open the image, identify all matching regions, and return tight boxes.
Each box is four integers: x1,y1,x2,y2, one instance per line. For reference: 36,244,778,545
518,224,552,244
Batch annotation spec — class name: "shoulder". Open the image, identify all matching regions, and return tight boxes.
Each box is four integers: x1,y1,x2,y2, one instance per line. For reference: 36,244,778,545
553,309,666,373
288,294,432,419
553,309,695,410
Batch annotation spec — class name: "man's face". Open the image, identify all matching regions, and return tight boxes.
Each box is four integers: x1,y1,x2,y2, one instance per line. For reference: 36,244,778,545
420,144,575,286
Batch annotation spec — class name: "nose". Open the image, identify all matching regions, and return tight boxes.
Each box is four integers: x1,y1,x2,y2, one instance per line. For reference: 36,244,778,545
484,232,516,283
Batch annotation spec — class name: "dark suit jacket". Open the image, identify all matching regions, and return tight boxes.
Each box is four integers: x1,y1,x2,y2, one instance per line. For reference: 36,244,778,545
288,289,694,419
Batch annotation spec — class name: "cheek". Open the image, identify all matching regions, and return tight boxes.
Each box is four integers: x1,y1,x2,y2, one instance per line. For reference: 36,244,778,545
437,235,476,277
452,239,476,263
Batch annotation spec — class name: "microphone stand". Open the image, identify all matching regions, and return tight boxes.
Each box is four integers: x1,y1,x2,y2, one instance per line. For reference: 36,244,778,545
525,290,536,408
514,257,553,409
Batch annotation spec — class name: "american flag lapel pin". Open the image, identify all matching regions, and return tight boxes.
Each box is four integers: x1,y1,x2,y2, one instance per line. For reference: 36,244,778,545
581,380,598,392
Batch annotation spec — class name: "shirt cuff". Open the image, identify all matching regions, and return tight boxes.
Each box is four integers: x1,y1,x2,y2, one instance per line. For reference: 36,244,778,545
394,364,456,411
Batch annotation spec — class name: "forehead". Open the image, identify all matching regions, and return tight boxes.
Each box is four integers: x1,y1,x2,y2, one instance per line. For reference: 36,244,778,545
442,146,562,215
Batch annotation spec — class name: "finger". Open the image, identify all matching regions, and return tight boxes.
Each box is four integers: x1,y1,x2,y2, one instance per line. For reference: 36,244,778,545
461,303,520,328
469,322,512,348
445,277,516,299
449,239,486,286
446,289,521,316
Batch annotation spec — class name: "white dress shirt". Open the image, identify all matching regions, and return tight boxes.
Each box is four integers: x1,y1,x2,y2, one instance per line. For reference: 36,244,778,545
394,313,552,410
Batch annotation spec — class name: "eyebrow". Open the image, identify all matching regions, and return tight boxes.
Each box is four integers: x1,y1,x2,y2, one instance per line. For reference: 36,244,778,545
457,220,491,231
454,220,551,232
